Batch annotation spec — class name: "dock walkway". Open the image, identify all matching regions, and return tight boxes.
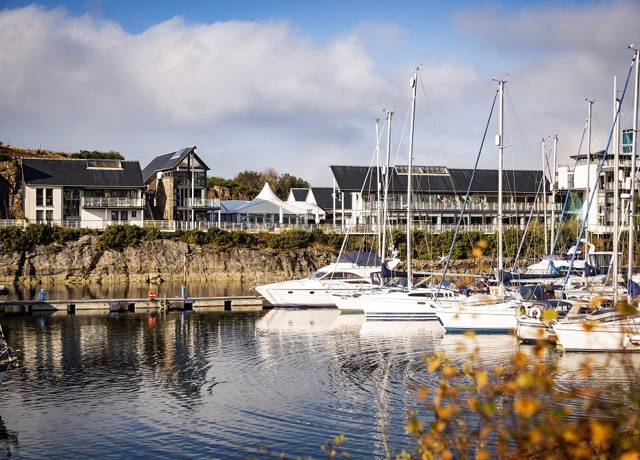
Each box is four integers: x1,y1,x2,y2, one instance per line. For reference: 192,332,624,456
0,295,267,315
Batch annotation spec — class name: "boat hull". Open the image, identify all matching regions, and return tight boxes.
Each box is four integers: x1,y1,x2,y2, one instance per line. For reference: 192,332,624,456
553,320,640,352
436,304,518,333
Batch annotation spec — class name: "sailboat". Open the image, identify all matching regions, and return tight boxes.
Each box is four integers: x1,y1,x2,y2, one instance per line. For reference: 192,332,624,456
553,46,640,352
434,79,525,334
0,325,18,385
357,71,517,326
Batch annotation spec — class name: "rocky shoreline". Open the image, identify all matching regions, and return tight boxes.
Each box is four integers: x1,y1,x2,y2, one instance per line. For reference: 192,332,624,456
0,235,496,287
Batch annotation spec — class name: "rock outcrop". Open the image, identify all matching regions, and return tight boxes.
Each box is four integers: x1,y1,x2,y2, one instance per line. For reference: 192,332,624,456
0,235,336,287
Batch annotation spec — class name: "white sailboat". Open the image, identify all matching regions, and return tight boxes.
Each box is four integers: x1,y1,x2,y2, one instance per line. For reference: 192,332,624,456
358,67,473,321
435,78,522,334
553,46,640,352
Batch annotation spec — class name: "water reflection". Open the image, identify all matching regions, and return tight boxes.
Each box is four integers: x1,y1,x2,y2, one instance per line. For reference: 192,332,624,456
4,281,252,301
1,309,639,459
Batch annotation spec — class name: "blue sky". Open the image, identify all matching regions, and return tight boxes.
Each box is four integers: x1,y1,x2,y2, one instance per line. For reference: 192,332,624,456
0,1,638,185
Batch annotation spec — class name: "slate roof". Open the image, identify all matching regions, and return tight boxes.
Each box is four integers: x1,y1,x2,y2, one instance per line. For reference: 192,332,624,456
309,187,336,210
329,165,545,195
22,158,144,188
289,188,309,201
141,146,210,183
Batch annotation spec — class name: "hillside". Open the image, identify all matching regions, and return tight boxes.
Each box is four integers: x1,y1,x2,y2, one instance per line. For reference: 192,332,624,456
0,144,69,219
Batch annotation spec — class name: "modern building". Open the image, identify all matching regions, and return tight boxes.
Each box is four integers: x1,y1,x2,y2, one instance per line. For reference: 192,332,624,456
142,146,220,226
556,129,637,238
329,164,551,232
217,182,326,228
21,157,146,228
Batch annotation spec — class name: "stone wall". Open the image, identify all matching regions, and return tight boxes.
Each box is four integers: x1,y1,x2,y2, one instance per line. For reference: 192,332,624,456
0,235,336,287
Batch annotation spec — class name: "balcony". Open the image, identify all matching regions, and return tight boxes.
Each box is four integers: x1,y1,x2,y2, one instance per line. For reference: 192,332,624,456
183,198,221,209
82,197,144,208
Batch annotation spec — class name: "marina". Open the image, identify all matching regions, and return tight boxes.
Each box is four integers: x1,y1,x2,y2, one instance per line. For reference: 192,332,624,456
0,307,639,459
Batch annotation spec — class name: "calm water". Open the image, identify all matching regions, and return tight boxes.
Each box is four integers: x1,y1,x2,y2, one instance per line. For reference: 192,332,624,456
3,281,253,301
0,308,639,459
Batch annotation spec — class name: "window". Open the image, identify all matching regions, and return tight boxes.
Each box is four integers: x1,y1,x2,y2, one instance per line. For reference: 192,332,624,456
45,210,53,221
37,188,54,206
120,211,128,221
36,210,43,222
63,188,81,218
131,211,137,218
111,211,119,221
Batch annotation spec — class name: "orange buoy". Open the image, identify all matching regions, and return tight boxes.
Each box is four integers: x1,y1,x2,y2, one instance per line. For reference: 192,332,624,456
148,290,156,301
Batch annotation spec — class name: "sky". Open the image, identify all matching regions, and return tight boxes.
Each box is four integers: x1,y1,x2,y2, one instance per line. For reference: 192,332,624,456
0,0,639,186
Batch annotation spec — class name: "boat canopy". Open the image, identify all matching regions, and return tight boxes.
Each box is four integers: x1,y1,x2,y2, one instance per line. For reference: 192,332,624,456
335,251,382,267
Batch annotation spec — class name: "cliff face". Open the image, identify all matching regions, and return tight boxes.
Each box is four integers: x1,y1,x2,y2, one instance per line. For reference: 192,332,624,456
0,235,336,286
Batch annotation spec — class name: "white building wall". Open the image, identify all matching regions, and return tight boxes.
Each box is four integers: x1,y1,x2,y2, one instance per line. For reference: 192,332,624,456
23,185,63,222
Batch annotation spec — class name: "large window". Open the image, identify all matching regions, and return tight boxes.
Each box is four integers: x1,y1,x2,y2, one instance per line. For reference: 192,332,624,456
63,188,81,218
36,188,54,206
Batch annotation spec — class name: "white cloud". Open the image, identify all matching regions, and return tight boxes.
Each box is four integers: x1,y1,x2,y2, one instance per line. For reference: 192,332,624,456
0,2,638,184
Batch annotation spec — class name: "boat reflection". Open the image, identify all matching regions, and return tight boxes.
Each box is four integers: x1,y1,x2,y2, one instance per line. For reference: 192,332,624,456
256,308,363,331
359,320,444,339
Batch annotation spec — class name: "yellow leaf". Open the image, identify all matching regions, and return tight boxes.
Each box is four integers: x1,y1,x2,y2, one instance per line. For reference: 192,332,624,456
443,365,459,377
589,421,613,449
476,370,488,391
514,396,539,417
428,358,441,372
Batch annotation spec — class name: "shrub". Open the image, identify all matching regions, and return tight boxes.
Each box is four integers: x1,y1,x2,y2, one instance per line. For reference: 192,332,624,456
267,229,312,250
99,224,143,249
402,340,640,460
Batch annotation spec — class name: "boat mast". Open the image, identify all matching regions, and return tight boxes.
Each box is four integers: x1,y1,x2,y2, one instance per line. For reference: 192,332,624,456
541,138,548,256
613,76,620,304
628,45,639,297
407,68,418,289
551,135,558,256
495,78,505,295
382,110,393,271
585,99,594,275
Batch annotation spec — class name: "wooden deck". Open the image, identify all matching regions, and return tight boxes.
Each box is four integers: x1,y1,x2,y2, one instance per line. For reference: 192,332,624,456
0,295,267,314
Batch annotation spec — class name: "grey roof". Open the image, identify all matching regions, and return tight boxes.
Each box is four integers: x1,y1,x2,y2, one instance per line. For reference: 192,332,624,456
330,165,545,195
22,158,144,188
141,146,210,183
289,188,309,201
309,187,336,210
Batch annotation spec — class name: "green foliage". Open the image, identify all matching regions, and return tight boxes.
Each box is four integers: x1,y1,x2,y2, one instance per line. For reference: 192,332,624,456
99,224,144,249
206,227,257,248
268,229,312,250
232,168,310,200
71,150,124,160
402,340,640,460
0,224,83,252
175,229,207,245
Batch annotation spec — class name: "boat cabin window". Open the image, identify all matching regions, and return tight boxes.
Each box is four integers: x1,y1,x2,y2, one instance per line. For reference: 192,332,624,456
311,271,364,281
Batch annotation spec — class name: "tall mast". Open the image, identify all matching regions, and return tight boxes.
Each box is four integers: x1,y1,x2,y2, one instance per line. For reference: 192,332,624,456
495,78,505,296
628,45,639,296
407,68,418,289
551,135,558,256
585,99,594,272
374,118,382,258
381,111,393,270
613,76,620,305
541,138,548,256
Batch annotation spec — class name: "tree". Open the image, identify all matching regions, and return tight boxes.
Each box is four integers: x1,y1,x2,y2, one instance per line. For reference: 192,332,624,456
71,150,124,160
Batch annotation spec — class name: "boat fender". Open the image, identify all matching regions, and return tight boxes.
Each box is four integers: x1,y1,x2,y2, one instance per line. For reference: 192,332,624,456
148,290,156,301
623,335,631,349
529,306,541,319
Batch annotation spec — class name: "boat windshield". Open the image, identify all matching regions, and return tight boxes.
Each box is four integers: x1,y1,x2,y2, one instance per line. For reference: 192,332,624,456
310,271,364,281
